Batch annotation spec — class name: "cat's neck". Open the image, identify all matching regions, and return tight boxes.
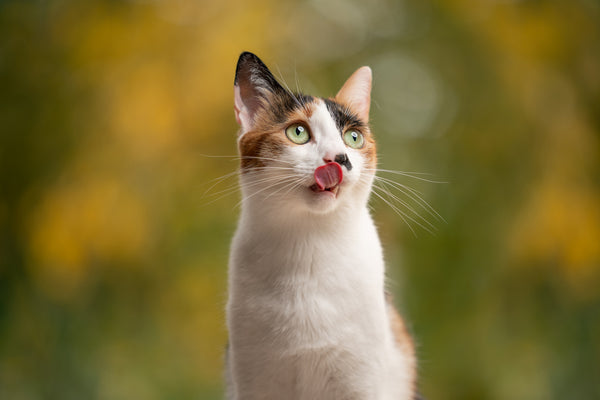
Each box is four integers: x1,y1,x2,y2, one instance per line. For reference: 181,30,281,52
233,193,381,284
239,194,369,236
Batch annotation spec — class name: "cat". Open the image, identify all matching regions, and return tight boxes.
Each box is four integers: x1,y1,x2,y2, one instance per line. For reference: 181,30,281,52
226,51,417,400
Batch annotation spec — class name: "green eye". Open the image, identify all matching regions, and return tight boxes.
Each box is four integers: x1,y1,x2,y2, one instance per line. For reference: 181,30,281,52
343,130,365,149
285,124,310,145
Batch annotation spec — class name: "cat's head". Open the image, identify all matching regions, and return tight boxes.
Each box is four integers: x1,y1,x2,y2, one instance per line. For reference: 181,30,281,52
233,52,376,215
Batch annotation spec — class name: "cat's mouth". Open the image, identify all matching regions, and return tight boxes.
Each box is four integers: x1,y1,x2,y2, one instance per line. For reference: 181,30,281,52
311,162,343,197
309,183,340,196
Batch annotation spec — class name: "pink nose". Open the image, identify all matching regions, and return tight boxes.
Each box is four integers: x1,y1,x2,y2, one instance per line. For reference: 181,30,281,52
314,162,343,191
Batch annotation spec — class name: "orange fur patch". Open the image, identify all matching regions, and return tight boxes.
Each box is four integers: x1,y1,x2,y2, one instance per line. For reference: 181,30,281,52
386,294,417,391
238,99,317,170
359,126,377,169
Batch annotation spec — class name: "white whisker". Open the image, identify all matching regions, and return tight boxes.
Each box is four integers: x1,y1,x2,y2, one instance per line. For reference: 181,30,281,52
203,169,300,205
376,180,438,232
239,156,298,166
203,156,445,237
235,180,284,209
201,188,240,206
359,169,443,235
370,188,418,237
242,174,300,189
263,178,305,201
274,64,303,109
199,153,299,167
202,170,239,197
374,176,446,223
366,168,448,184
294,61,301,94
372,184,435,236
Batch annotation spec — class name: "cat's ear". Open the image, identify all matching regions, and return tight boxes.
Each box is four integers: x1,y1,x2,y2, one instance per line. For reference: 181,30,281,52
234,52,285,133
335,66,372,123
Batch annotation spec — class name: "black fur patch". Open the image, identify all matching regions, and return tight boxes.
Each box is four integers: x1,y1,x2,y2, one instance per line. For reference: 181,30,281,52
323,98,366,133
267,92,314,124
235,51,315,124
234,52,281,92
334,153,352,171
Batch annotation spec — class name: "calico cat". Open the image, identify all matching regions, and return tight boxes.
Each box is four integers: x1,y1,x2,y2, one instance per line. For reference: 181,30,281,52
226,52,417,400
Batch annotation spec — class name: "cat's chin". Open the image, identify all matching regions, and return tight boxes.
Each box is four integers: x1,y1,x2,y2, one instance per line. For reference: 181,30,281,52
304,184,343,214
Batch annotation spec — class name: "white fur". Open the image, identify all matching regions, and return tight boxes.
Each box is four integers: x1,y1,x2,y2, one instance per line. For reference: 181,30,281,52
227,102,413,399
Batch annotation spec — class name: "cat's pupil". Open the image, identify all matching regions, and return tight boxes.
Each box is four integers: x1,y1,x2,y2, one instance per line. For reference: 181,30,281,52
351,132,358,141
296,126,304,136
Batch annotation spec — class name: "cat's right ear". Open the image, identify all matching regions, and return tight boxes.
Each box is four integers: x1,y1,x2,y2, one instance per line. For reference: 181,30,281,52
234,52,284,134
335,66,372,123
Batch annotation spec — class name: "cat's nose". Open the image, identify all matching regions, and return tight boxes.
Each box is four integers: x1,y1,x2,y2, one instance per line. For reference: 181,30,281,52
323,153,352,171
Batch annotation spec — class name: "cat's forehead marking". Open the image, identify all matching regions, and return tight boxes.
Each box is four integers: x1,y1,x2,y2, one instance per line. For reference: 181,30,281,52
308,100,348,157
287,98,316,122
322,98,365,133
270,93,315,124
309,100,340,135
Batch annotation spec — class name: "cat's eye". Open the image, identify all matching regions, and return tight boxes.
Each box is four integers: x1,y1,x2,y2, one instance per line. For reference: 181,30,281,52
343,130,364,149
285,123,310,145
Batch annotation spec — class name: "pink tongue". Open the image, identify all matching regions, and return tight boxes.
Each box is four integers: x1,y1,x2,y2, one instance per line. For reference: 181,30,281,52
314,162,343,191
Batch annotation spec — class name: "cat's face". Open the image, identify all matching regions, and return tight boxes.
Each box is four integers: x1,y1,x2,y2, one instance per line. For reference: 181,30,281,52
234,52,376,215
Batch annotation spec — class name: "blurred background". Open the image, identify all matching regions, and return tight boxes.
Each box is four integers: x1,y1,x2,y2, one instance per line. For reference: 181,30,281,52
1,0,599,399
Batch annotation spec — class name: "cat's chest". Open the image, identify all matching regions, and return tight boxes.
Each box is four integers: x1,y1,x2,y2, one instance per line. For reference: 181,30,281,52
230,212,386,342
237,262,385,353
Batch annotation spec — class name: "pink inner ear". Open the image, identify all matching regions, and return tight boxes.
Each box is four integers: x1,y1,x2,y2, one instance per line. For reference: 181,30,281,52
234,85,247,128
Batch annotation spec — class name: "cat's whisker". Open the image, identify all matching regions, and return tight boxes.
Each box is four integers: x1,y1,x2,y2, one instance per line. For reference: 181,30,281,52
374,176,446,224
234,183,279,209
274,64,303,109
374,175,425,196
374,168,439,177
243,169,298,180
242,175,300,191
238,178,296,194
199,153,299,167
372,185,436,236
379,184,442,227
370,187,419,237
202,170,240,197
201,190,239,206
245,166,299,173
200,170,243,205
294,62,302,94
263,177,306,202
368,168,448,184
360,172,438,235
198,153,241,160
373,183,433,232
203,164,302,199
282,179,307,198
239,156,298,166
234,174,307,208
200,178,246,205
203,182,242,199
376,180,438,232
204,171,298,203
262,181,295,201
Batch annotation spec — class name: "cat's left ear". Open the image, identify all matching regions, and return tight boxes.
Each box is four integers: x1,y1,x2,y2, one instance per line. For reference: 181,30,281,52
234,52,286,134
335,66,372,123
